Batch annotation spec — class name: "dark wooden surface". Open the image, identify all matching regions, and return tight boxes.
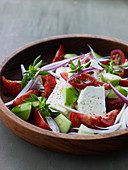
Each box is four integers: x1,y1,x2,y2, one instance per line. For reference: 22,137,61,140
1,0,128,169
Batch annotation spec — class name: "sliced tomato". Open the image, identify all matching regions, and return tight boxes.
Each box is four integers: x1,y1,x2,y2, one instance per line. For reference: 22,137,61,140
34,109,50,130
13,89,39,106
70,112,102,128
60,72,97,89
106,98,124,110
70,110,118,129
2,76,21,96
100,109,119,127
100,60,109,65
94,81,110,90
110,49,125,65
42,75,56,98
52,45,65,63
119,79,128,87
125,59,128,64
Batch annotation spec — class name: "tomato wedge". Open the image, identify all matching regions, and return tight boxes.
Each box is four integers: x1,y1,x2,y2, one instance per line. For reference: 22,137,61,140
106,98,124,110
119,79,128,87
34,109,50,130
13,89,39,106
110,49,125,65
42,75,56,98
70,110,118,129
70,112,102,128
100,110,119,127
94,81,110,90
60,72,97,89
52,45,65,63
2,76,21,96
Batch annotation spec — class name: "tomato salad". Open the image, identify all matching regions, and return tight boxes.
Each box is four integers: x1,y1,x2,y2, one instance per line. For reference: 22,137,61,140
2,46,128,135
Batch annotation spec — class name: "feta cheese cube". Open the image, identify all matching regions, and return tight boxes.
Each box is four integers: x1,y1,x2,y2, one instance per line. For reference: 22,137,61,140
46,80,73,118
77,86,106,116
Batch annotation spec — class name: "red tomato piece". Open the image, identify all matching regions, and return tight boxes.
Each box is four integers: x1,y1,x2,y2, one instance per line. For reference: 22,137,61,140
94,81,110,90
2,76,21,96
52,45,65,63
42,75,56,98
60,72,97,89
110,49,125,65
70,110,118,129
70,112,102,128
118,68,128,78
119,79,128,87
100,109,119,127
13,89,39,106
34,109,50,130
106,98,124,110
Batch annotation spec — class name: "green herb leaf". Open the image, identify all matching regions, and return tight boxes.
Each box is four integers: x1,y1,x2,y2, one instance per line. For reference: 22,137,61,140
21,56,43,89
38,71,50,76
23,98,36,102
34,60,43,68
33,56,41,67
30,94,39,101
21,74,28,89
34,94,51,117
84,61,91,68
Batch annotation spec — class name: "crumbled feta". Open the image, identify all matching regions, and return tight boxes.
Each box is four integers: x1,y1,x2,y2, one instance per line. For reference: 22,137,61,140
77,86,106,116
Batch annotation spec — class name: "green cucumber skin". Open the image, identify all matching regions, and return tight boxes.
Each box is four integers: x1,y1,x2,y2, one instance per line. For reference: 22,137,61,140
54,114,72,133
108,86,127,99
64,87,79,106
102,73,121,86
11,102,32,121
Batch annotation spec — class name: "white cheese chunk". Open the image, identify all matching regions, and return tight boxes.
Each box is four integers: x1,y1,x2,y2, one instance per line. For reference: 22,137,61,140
46,80,73,118
77,86,106,116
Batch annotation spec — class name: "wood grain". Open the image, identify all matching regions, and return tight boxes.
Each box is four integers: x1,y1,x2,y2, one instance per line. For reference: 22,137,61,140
1,35,128,155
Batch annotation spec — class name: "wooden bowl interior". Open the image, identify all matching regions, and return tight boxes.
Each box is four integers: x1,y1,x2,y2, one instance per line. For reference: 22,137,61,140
1,35,128,155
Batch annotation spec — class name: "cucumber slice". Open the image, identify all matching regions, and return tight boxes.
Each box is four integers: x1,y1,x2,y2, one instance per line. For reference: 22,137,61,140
108,86,127,99
102,73,121,86
64,54,77,59
54,114,72,133
11,102,32,121
64,87,79,106
78,124,94,134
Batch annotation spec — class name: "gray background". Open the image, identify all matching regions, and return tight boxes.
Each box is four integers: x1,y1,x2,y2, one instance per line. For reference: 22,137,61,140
0,0,128,169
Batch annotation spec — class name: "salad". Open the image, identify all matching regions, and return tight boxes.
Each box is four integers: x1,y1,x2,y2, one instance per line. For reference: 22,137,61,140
2,45,128,135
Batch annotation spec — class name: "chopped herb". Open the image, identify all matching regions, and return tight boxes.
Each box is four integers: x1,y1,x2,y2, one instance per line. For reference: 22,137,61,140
101,59,123,75
21,56,50,89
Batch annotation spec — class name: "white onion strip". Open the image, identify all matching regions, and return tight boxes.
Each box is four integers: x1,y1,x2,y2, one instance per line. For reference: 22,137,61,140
20,64,26,77
88,45,102,66
115,103,127,124
41,53,90,72
45,116,60,133
72,123,122,134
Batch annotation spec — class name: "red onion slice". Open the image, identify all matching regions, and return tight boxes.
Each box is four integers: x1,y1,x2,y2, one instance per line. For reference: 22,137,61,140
45,116,60,133
109,82,128,105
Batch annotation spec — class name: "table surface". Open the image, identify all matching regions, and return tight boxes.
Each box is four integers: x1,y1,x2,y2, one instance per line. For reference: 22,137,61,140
1,0,128,169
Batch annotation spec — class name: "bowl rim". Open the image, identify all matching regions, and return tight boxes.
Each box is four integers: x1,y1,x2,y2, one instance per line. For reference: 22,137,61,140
1,34,128,141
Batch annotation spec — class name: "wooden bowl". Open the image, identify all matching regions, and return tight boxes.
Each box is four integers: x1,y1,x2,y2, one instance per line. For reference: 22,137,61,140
1,34,128,155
